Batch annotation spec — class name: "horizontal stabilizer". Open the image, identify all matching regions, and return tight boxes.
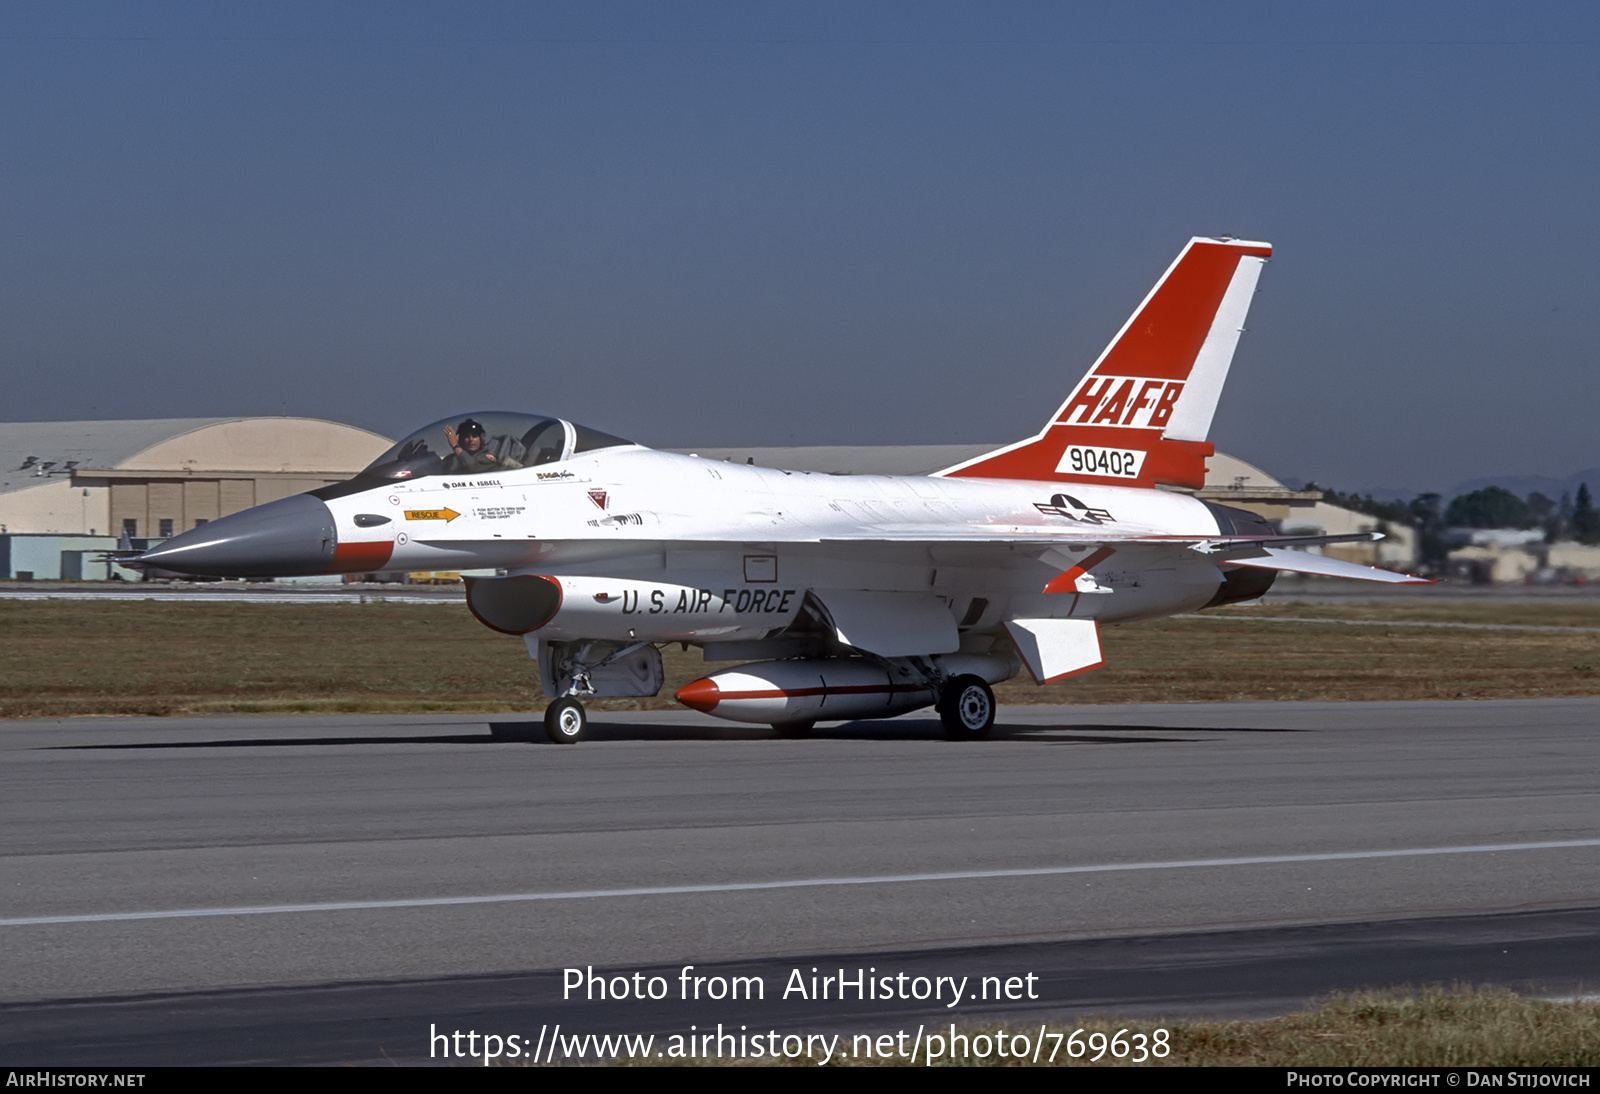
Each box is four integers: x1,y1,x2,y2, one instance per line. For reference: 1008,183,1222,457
1208,531,1381,554
1004,618,1104,684
814,590,960,657
1227,548,1432,584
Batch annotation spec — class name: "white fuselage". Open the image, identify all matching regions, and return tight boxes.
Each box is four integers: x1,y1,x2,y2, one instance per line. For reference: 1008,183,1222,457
322,445,1230,647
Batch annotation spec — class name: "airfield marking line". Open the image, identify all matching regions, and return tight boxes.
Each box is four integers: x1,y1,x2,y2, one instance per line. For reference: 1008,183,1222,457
1183,616,1600,634
5,838,1600,928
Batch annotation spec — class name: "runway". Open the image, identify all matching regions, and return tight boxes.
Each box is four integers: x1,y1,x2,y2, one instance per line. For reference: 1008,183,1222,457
4,699,1600,1064
0,582,462,604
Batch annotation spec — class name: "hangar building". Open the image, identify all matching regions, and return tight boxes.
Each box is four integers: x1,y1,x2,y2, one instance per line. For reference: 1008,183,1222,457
0,418,390,579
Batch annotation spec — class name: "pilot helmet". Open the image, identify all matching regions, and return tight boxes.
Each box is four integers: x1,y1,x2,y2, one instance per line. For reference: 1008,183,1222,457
457,418,486,439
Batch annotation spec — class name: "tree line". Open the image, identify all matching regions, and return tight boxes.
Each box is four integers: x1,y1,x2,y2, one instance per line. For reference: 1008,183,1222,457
1305,483,1600,565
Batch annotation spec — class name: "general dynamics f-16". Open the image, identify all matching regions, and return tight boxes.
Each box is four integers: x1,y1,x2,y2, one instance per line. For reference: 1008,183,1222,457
128,237,1424,743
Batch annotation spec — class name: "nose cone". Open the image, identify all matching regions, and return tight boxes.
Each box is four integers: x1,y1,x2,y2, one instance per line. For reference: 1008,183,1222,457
136,494,338,577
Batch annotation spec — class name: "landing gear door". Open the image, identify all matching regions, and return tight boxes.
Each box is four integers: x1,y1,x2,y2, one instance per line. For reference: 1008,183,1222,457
533,638,664,699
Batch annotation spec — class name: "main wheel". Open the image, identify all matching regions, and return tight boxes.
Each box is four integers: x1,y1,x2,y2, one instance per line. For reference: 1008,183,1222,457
939,675,995,739
772,720,814,738
544,697,588,744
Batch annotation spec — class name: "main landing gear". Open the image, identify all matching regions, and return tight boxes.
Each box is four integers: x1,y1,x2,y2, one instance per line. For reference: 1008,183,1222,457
544,697,588,744
938,674,995,739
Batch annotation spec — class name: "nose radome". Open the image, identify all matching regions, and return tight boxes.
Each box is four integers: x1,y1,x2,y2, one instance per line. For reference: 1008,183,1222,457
135,494,338,577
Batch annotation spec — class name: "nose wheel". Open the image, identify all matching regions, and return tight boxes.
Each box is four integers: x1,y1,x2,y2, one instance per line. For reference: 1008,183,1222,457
939,675,995,739
544,697,589,744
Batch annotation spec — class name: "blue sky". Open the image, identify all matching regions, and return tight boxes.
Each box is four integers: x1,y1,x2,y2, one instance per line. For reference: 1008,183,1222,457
3,2,1596,494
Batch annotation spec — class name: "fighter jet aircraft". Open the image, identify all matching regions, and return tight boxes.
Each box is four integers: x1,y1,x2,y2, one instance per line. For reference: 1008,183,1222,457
130,237,1424,743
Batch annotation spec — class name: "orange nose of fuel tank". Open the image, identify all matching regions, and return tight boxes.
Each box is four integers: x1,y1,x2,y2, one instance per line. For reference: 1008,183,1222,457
674,677,722,713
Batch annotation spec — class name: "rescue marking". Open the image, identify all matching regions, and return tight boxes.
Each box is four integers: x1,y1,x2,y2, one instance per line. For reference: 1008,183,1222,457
10,837,1598,927
404,508,461,523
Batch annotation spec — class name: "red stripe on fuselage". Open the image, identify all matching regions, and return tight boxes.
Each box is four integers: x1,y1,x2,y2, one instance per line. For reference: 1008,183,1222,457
329,540,394,572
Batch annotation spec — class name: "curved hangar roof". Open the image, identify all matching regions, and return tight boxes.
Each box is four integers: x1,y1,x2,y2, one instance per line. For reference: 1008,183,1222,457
0,418,394,539
1,417,392,496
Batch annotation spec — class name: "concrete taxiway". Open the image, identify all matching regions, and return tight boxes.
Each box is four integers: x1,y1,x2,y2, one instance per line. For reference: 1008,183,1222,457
4,699,1600,1063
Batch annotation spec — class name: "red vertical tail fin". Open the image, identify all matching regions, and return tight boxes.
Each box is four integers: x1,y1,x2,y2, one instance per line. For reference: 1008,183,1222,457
936,237,1270,490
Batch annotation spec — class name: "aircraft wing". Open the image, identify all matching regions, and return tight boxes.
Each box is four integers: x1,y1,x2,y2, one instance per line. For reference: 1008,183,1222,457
805,530,1428,584
505,527,1424,583
814,530,1384,549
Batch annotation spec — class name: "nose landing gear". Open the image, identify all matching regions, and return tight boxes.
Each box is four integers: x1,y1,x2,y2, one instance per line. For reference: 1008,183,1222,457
544,697,588,744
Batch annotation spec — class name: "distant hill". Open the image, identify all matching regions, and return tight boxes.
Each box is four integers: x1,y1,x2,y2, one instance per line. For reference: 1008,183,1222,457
1279,477,1421,504
1446,469,1600,502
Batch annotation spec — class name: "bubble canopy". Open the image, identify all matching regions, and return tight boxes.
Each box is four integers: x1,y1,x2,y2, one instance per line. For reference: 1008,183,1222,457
358,412,632,483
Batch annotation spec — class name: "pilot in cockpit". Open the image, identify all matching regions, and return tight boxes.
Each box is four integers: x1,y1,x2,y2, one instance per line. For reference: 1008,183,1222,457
442,418,526,475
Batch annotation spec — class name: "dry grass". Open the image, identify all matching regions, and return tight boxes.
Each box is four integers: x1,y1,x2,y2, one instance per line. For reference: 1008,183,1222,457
0,600,545,718
1220,598,1600,629
589,988,1600,1067
1006,608,1600,706
1,598,1597,719
1143,987,1600,1067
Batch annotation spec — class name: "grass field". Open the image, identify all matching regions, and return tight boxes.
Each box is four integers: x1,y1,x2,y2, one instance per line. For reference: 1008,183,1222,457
2,598,1597,719
1139,988,1600,1068
644,989,1600,1067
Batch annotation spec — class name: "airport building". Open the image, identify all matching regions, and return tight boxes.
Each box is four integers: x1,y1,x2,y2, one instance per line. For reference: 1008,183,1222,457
1448,534,1600,584
0,418,390,579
